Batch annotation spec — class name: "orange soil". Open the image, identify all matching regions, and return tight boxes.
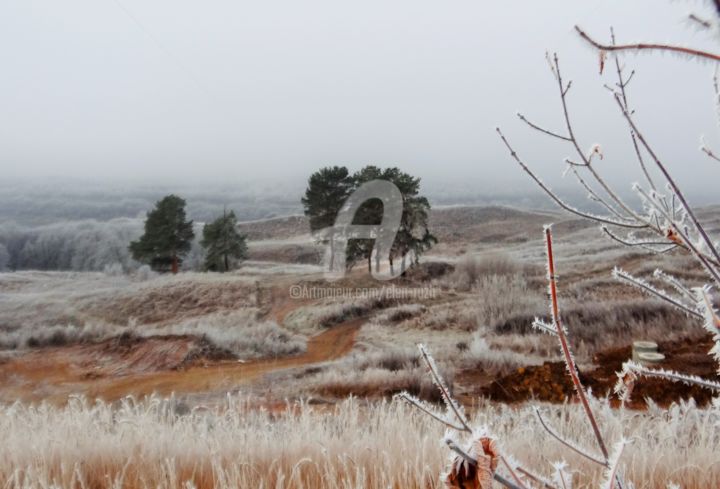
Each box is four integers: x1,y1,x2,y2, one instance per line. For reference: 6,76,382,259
0,289,360,404
475,334,719,408
85,318,360,403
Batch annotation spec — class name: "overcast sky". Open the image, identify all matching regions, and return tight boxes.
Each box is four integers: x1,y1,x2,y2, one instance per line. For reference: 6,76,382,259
2,1,720,197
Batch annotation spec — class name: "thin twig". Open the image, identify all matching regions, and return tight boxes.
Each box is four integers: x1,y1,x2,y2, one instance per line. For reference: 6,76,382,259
653,269,696,303
615,96,720,274
534,407,607,467
517,467,558,489
517,113,572,141
395,393,467,431
617,361,720,396
495,473,525,489
500,456,530,489
568,165,633,221
418,344,472,433
634,185,720,285
612,267,702,318
688,14,713,30
610,27,657,192
552,54,644,223
601,226,677,253
532,318,559,336
445,439,476,466
496,128,646,229
576,25,720,62
701,145,720,162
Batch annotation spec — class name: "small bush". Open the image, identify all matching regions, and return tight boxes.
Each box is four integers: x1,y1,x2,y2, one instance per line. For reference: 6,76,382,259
452,253,527,290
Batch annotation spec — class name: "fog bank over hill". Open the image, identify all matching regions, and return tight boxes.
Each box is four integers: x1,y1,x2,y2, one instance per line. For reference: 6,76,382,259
0,177,540,225
4,175,720,227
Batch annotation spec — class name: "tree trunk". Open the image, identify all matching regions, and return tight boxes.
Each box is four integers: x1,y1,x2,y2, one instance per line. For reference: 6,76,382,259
367,254,372,273
224,253,229,272
171,255,179,274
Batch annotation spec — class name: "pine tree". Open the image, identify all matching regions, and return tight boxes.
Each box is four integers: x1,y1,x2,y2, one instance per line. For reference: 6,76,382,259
351,166,437,274
346,165,384,272
301,166,354,271
129,195,195,273
301,165,437,274
200,209,248,272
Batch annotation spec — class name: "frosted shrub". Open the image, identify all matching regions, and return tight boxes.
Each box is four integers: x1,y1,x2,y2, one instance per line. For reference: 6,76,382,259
474,274,544,330
284,295,401,333
462,333,538,375
452,253,523,291
144,311,307,358
401,6,720,486
375,303,427,323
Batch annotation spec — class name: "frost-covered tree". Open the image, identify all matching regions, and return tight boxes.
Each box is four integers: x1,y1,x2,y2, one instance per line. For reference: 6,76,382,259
0,219,143,271
200,209,248,272
129,195,194,274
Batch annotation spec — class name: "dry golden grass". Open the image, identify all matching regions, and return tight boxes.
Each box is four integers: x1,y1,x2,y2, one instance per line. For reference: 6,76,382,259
0,395,717,489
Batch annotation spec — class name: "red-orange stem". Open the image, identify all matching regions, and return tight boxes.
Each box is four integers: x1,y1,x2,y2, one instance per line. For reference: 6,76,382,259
545,227,609,460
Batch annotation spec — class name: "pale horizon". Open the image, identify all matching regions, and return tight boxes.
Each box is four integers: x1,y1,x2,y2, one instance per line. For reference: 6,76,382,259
2,0,720,197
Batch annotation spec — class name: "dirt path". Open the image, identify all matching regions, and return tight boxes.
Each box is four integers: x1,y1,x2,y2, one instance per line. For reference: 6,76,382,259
81,318,361,402
0,292,362,404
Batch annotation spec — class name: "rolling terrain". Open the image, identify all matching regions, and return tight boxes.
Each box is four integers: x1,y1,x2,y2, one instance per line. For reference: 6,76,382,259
1,205,716,408
1,204,719,488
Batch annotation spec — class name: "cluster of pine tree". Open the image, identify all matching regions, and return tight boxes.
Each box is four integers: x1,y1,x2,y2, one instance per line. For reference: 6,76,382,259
301,165,436,274
129,195,247,273
130,166,436,275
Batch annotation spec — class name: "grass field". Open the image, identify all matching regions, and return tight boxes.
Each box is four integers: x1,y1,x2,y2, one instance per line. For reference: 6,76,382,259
1,395,717,489
1,206,718,487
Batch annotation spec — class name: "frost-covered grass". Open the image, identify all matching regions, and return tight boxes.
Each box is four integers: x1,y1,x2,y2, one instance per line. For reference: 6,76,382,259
237,259,323,276
0,270,257,331
0,395,716,489
0,272,304,358
0,311,305,359
461,333,545,373
143,310,307,359
0,322,119,350
283,295,404,334
299,346,444,401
